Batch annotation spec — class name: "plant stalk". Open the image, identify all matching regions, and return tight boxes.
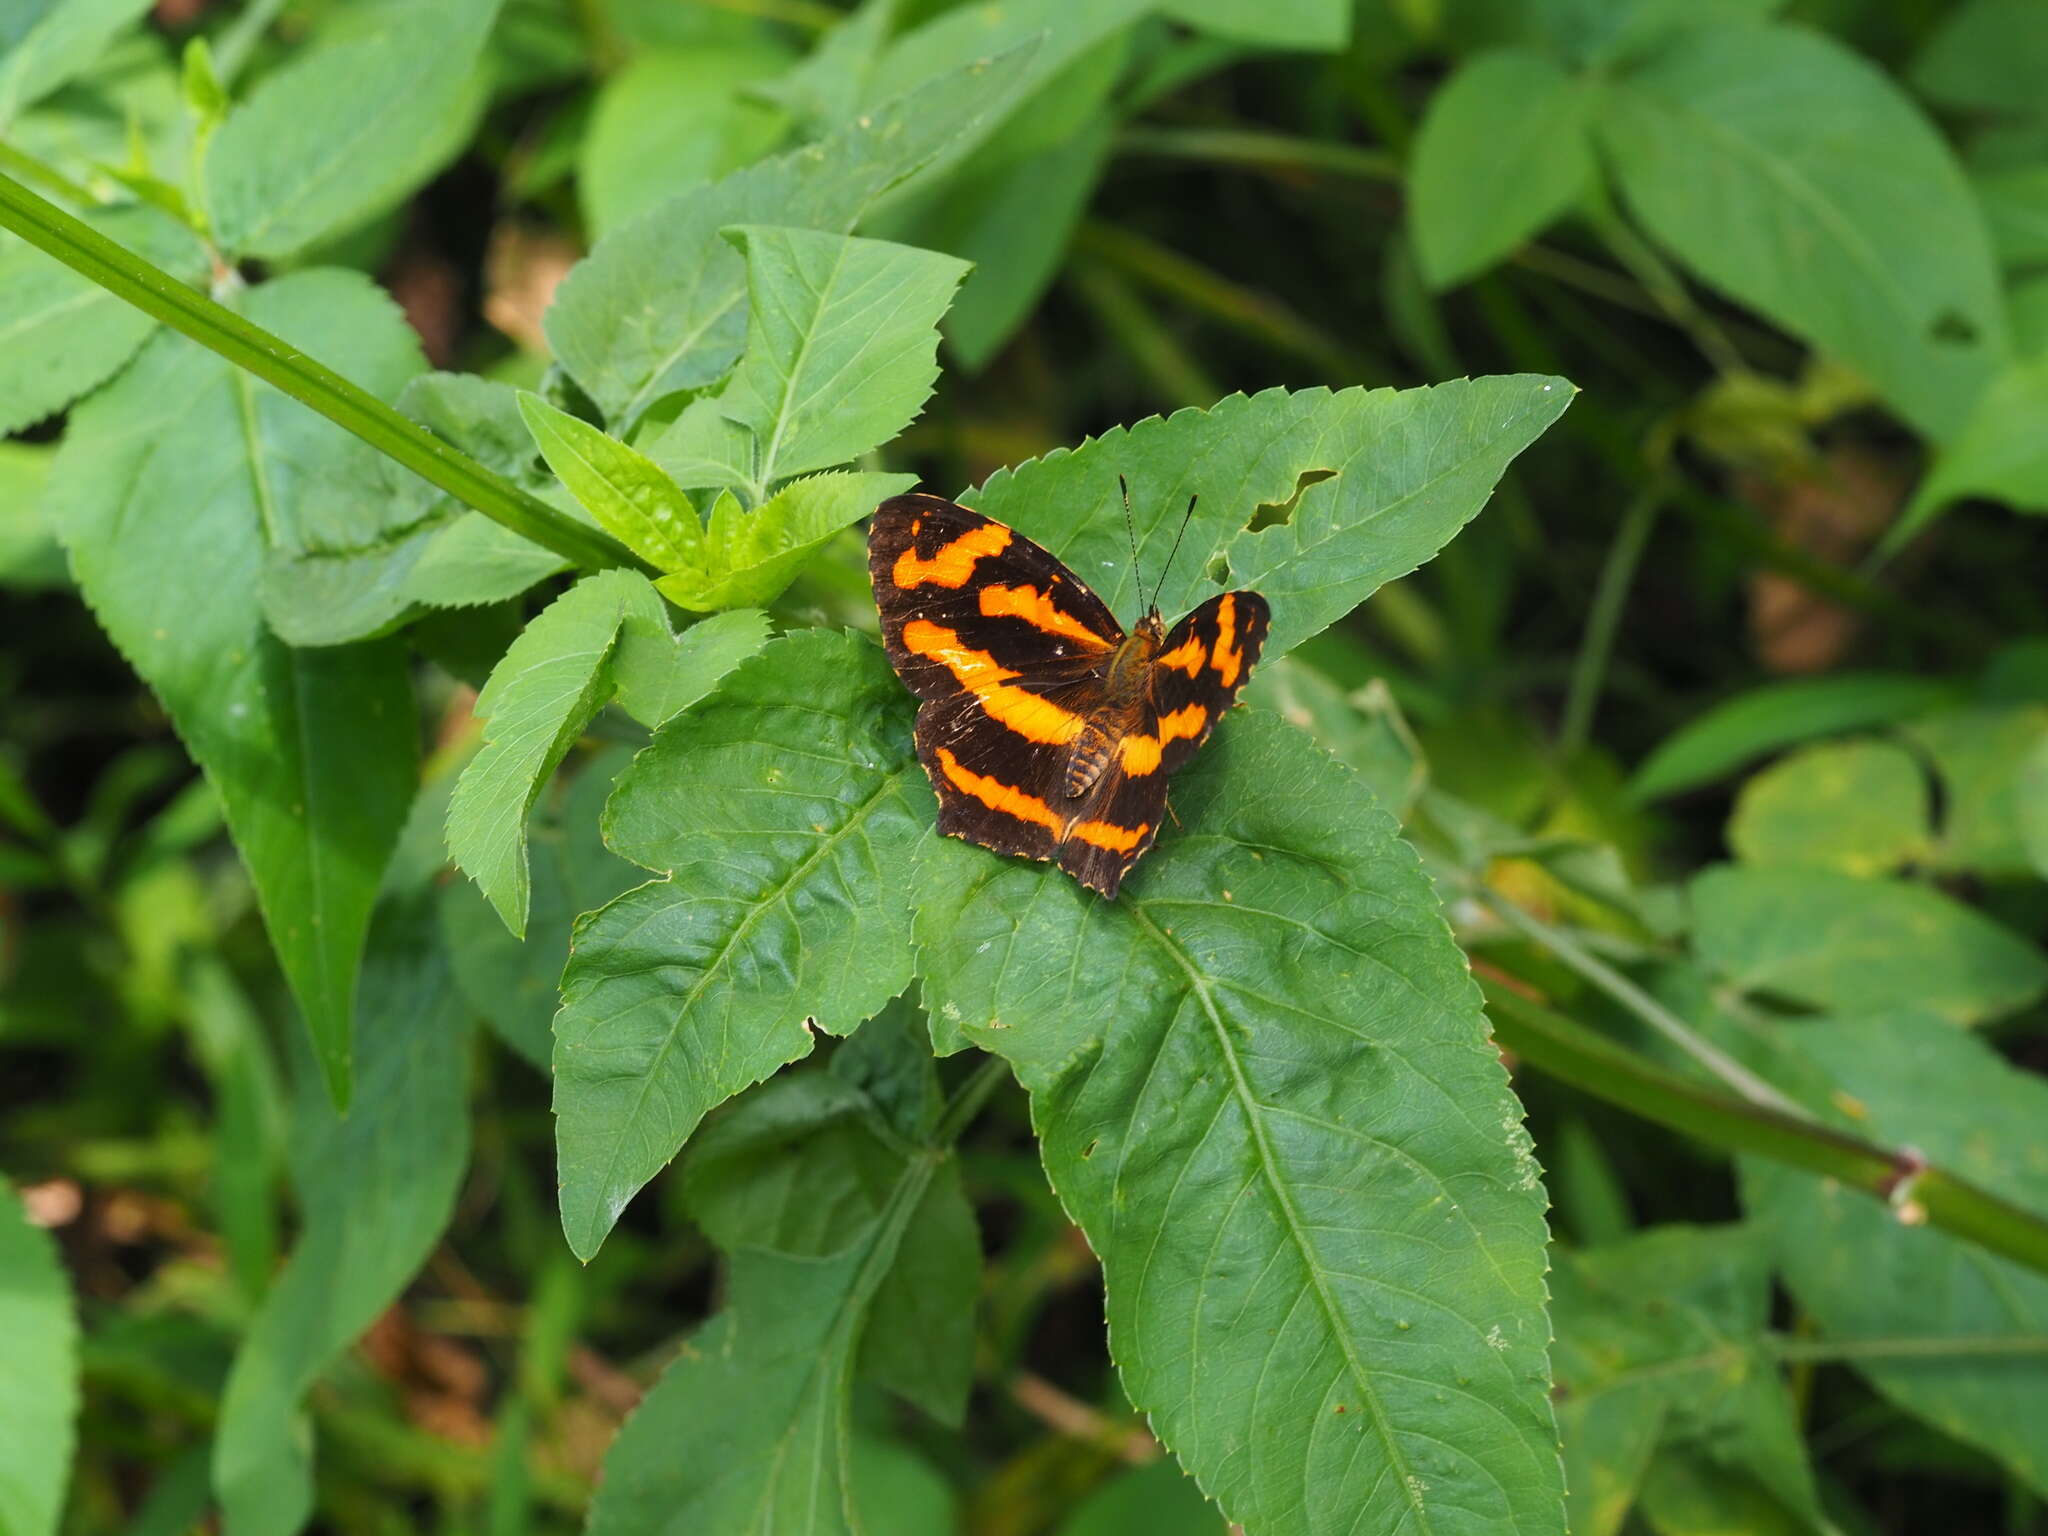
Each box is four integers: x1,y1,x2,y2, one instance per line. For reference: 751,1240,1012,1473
0,168,643,576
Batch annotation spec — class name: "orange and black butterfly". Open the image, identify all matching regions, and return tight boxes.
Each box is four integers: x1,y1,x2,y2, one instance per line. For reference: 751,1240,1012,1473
868,484,1270,899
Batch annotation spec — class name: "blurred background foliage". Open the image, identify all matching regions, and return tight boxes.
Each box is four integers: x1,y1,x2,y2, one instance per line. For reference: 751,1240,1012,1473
3,0,2048,1532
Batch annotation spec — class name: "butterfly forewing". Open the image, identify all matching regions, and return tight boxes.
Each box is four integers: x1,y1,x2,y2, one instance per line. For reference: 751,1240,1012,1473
868,492,1268,899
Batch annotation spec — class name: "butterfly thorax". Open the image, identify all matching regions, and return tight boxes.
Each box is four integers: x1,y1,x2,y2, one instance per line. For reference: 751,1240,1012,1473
1061,611,1164,800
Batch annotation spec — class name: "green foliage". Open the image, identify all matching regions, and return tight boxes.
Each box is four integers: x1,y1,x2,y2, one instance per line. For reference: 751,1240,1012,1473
6,4,2048,1535
1410,49,1594,290
0,1177,78,1536
213,888,472,1536
917,709,1563,1534
47,270,423,1105
553,630,931,1261
1744,1013,2048,1496
202,0,501,259
1690,863,2048,1024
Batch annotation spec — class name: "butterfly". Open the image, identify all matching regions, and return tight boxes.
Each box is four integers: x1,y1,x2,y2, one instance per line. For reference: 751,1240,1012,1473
868,483,1270,898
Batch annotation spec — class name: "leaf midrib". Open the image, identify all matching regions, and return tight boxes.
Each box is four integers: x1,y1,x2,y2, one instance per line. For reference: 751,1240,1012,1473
1129,904,1437,1536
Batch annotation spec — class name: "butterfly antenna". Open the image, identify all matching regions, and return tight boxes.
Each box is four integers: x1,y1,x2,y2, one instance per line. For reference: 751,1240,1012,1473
1119,474,1144,607
1151,493,1198,612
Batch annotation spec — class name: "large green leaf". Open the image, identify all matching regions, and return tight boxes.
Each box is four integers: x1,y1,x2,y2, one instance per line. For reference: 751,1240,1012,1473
544,44,1036,428
49,269,421,1105
204,0,501,259
211,891,472,1536
0,1177,78,1536
0,0,152,127
962,378,1573,661
1689,864,2048,1025
446,571,665,938
0,206,205,435
1742,1012,2048,1498
1550,1226,1826,1536
1628,672,1964,801
915,708,1563,1536
578,41,794,239
649,227,968,493
552,630,931,1259
1597,23,2006,439
1725,738,1930,875
1410,49,1595,290
591,1051,970,1533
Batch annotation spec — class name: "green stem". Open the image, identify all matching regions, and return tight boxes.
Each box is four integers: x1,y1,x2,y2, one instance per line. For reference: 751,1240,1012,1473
1559,482,1664,758
0,168,642,575
1766,1333,2048,1364
934,1056,1010,1147
1069,259,1221,411
1586,197,1748,377
1472,885,1805,1115
1483,983,2048,1281
1117,126,1401,184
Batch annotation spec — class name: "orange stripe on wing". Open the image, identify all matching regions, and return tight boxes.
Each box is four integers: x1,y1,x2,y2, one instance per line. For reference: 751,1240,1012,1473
1115,703,1209,776
979,583,1113,649
1211,594,1246,687
934,748,1063,836
893,520,1012,588
1156,633,1206,676
1070,819,1149,853
902,619,1087,745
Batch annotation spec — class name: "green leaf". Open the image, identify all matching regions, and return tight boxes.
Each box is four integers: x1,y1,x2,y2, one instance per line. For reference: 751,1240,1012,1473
1726,738,1930,875
0,440,64,590
611,605,773,729
446,569,667,938
442,746,643,1070
1742,1012,2048,1499
592,1055,959,1533
1157,0,1350,48
579,42,794,239
915,708,1563,1535
1597,23,2006,439
649,228,967,493
2020,734,2048,878
553,630,931,1260
0,0,153,127
0,1177,78,1536
1245,659,1427,818
1550,1226,1826,1536
589,1243,890,1535
212,892,472,1536
1911,0,2048,116
651,470,913,612
1905,704,2048,877
0,205,205,435
1410,49,1595,290
203,0,501,259
545,43,1037,428
1629,672,1964,801
1059,1461,1229,1535
1898,354,2048,541
48,269,421,1106
519,392,703,571
963,378,1572,661
1689,864,2048,1025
